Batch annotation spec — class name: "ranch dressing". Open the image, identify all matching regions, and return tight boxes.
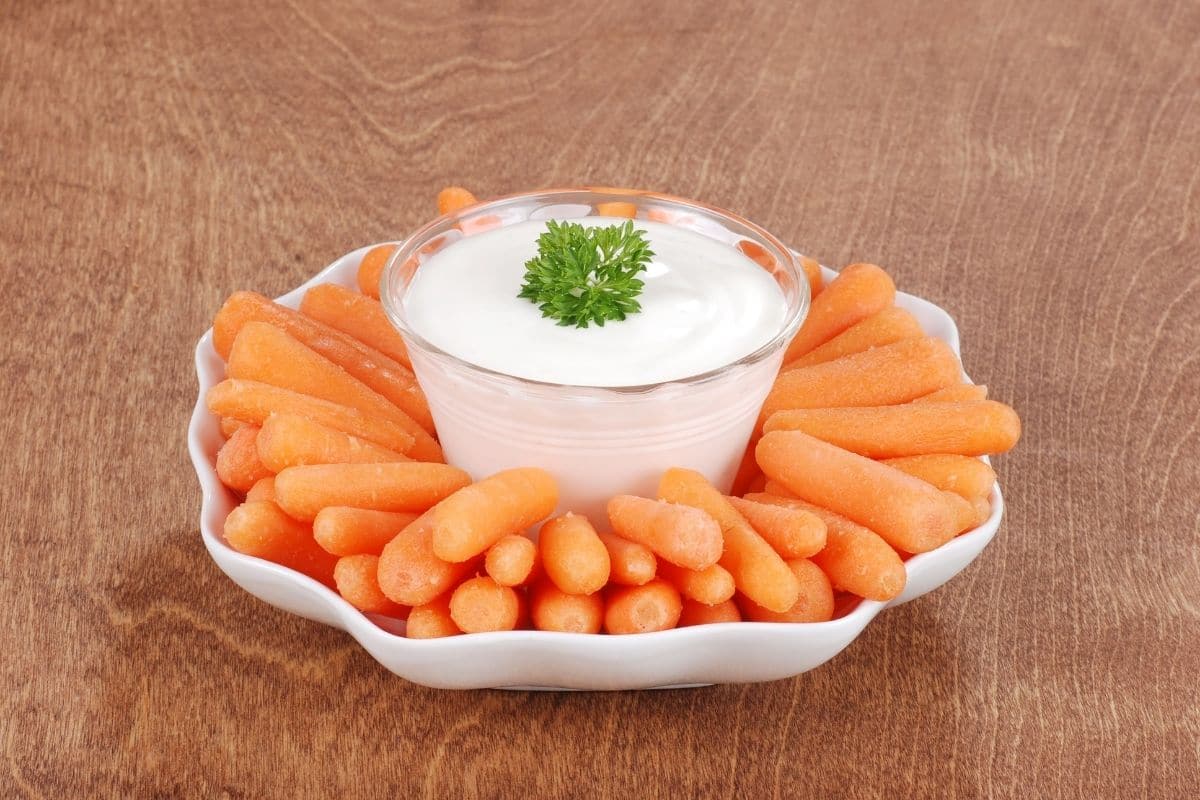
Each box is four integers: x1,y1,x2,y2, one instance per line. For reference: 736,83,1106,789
403,218,787,386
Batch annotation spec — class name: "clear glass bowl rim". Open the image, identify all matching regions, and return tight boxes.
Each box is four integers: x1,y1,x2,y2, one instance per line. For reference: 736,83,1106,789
380,187,810,395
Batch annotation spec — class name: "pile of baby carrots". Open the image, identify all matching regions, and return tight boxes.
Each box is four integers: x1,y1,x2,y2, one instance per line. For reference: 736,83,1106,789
205,186,1020,637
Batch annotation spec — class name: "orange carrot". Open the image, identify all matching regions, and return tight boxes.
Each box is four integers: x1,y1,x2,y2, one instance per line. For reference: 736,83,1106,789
678,598,742,626
405,593,460,639
211,291,436,439
207,380,416,456
656,468,799,613
313,507,419,557
763,401,1022,458
596,532,657,586
449,576,521,633
246,476,276,503
274,462,471,522
596,201,637,218
223,500,337,586
437,186,478,215
220,417,247,438
882,455,997,501
745,493,906,601
947,490,982,534
227,321,440,461
787,307,924,369
606,494,723,571
762,480,796,499
972,497,993,526
334,554,408,615
783,263,895,362
736,239,776,271
377,510,477,606
799,256,824,298
300,283,411,368
215,425,271,494
257,413,409,472
484,534,538,587
763,337,961,422
431,468,558,563
739,559,834,623
539,514,611,596
730,443,762,497
756,431,962,554
604,579,683,634
726,496,826,559
356,244,398,299
913,384,989,403
655,561,736,606
530,580,604,633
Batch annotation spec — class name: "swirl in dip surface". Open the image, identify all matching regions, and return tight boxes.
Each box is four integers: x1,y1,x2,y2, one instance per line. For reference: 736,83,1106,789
403,218,788,386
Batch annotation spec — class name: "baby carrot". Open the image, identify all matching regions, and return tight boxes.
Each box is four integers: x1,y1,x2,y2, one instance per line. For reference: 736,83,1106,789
762,337,962,421
211,291,436,438
783,263,895,363
437,186,478,215
334,554,408,616
730,443,762,497
596,201,637,218
799,256,824,299
756,431,962,554
256,413,409,472
913,384,989,404
655,561,736,606
405,593,460,639
484,534,538,587
763,401,1022,458
206,380,415,456
606,495,723,571
220,417,247,438
377,510,477,606
223,500,337,586
530,580,604,633
678,598,742,626
656,469,799,613
603,579,683,635
596,532,657,586
972,497,992,526
356,244,398,299
762,480,796,499
227,322,440,461
539,514,611,595
313,507,419,557
449,576,521,633
215,425,272,494
882,455,997,501
736,239,776,271
786,307,923,369
274,462,471,522
300,283,411,369
726,496,826,559
430,468,558,563
246,476,276,503
745,493,906,601
947,490,983,534
739,559,834,623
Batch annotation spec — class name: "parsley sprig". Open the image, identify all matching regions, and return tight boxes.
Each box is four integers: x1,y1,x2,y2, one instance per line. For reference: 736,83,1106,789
517,220,654,328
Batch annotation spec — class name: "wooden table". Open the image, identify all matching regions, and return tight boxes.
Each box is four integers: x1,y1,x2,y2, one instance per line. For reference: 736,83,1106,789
3,0,1198,796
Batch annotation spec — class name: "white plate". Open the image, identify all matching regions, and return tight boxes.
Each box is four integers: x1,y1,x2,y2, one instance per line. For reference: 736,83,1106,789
188,246,1003,690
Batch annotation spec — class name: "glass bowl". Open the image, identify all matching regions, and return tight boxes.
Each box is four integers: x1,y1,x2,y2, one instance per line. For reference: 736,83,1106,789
379,188,810,519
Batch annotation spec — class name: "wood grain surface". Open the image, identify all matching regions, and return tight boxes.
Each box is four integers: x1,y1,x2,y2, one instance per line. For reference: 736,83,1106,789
2,0,1198,796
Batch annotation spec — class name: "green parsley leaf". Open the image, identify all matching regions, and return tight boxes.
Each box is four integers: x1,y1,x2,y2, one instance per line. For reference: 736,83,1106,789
517,219,655,328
